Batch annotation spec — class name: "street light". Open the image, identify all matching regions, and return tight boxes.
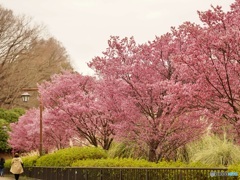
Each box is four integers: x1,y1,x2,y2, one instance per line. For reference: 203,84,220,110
21,88,43,156
21,92,30,102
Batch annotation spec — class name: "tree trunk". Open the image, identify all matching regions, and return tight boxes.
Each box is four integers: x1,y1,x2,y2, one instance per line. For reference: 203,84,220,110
148,140,159,162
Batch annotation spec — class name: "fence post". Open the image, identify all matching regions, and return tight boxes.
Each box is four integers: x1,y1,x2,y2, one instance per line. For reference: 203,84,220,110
74,169,77,180
179,169,182,180
120,169,122,180
100,169,103,180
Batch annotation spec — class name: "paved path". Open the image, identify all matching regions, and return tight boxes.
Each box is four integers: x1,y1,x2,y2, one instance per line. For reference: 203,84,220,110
0,174,36,180
0,175,14,179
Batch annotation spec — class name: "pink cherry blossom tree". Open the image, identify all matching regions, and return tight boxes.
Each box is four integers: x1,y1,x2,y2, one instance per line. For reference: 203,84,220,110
89,36,207,161
9,109,40,152
8,108,72,153
172,1,240,141
43,109,75,150
38,72,115,150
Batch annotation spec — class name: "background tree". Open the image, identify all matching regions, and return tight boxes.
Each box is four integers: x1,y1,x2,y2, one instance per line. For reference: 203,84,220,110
38,72,115,150
0,5,73,109
0,108,25,123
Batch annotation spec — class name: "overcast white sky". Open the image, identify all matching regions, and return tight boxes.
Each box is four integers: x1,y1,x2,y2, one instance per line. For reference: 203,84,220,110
0,0,235,75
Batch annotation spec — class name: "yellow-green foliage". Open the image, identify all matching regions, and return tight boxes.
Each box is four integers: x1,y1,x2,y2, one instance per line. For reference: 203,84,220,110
71,158,213,168
107,142,148,159
72,158,157,167
228,164,240,179
4,155,39,168
35,146,107,167
22,155,38,167
4,159,11,168
4,155,224,169
187,134,240,166
156,160,210,168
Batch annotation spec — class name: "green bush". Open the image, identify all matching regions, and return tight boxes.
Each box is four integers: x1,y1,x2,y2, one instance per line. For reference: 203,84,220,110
36,146,107,167
4,159,11,168
0,108,25,152
0,108,25,123
4,155,39,168
0,124,10,151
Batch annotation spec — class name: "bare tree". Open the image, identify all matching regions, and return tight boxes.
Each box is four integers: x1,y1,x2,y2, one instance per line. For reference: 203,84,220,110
0,6,73,108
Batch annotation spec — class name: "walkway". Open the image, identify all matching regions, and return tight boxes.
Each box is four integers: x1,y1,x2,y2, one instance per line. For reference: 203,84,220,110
0,174,37,180
0,175,14,180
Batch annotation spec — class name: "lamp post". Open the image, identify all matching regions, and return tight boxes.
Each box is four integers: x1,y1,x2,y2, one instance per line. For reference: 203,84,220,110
21,88,43,156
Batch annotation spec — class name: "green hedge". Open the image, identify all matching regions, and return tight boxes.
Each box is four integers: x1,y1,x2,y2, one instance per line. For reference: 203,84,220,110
4,146,231,170
71,158,215,168
35,146,107,167
71,158,157,167
70,158,227,180
7,156,211,169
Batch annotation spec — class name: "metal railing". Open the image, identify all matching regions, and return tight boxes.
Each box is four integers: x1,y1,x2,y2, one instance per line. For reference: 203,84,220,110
5,167,238,180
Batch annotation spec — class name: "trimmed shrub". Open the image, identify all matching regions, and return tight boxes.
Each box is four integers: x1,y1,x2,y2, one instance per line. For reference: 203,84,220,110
71,158,214,168
4,159,11,168
22,155,38,167
71,158,224,180
36,146,107,167
71,158,157,167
